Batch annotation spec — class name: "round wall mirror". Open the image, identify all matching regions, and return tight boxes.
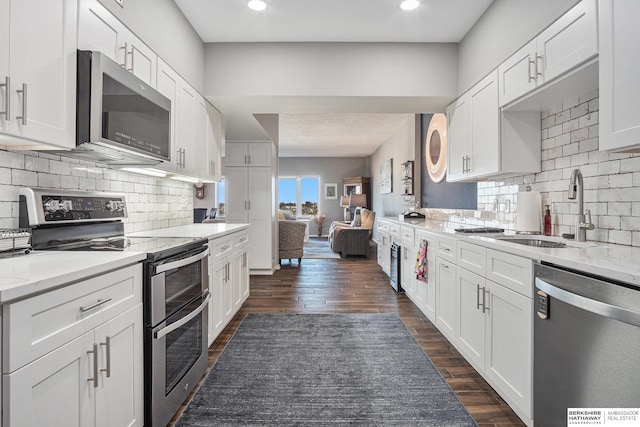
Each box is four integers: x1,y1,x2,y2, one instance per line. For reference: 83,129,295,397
425,113,447,183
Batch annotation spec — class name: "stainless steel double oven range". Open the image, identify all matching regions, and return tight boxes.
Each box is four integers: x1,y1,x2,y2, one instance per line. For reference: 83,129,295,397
20,188,209,426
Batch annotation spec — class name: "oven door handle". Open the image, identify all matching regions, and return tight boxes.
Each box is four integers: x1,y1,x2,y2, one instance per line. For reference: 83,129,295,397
154,291,211,340
155,247,210,274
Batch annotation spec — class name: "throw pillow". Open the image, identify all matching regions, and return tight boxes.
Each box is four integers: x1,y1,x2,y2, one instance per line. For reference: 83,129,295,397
283,210,296,220
278,210,286,220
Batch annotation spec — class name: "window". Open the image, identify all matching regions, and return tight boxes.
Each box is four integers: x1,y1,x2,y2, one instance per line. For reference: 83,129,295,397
216,179,225,217
278,177,319,217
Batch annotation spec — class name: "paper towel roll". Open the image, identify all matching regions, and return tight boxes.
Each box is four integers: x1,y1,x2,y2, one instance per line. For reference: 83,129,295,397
516,191,542,233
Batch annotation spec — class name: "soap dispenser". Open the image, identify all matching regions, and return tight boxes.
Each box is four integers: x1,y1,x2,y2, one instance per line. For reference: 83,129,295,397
544,205,552,236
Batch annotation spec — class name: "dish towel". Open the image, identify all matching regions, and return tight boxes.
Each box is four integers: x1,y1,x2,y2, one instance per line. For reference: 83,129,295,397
415,239,428,282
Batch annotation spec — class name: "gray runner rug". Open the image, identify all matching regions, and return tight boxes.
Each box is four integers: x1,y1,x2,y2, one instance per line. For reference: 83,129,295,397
175,313,477,426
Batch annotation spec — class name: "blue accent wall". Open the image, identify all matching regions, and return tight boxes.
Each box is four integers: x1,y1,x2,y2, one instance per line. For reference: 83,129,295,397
420,114,477,210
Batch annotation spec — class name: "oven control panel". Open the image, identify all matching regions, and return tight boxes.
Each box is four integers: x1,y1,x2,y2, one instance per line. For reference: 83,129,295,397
19,188,128,225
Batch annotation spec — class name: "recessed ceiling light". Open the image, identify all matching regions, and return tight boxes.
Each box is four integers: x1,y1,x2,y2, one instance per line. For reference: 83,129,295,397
400,0,419,11
248,0,267,11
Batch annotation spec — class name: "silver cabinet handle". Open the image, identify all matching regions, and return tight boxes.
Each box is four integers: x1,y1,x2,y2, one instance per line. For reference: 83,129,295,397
120,42,133,71
244,154,248,164
477,284,482,310
154,291,211,339
16,83,27,125
483,289,490,313
248,154,251,164
80,298,112,313
528,58,536,83
248,200,251,210
100,336,111,378
0,76,9,119
462,156,466,173
87,344,99,388
129,45,135,72
536,55,543,78
441,263,450,270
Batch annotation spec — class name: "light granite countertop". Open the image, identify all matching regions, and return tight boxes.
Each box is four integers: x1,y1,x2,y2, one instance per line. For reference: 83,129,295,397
380,216,640,288
128,223,249,240
0,251,145,303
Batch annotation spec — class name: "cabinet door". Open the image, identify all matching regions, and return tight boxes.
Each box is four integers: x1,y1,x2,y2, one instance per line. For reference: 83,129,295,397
599,0,640,152
176,81,197,173
224,167,248,223
485,281,532,420
8,0,77,147
121,33,156,88
95,304,143,427
246,142,272,166
247,167,272,269
206,103,223,180
78,0,123,63
455,267,486,371
469,70,499,179
239,248,250,302
497,40,537,107
537,0,597,85
195,96,212,180
156,59,179,167
0,0,9,134
401,246,415,300
225,143,248,166
4,330,95,427
423,248,437,323
232,248,246,313
209,257,226,343
445,95,470,181
435,258,456,342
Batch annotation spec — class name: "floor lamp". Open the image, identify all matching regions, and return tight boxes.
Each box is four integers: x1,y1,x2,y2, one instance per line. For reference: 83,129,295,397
340,195,351,222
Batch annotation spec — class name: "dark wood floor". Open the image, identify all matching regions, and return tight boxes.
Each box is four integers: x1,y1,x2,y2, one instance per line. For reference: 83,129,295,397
169,243,525,426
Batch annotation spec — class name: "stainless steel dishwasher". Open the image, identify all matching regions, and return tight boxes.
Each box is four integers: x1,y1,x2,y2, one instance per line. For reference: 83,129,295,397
534,263,640,426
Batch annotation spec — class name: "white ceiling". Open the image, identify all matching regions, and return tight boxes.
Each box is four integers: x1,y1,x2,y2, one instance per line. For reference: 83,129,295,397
175,0,494,157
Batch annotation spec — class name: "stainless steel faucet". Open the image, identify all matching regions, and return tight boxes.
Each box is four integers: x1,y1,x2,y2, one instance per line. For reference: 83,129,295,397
568,168,594,242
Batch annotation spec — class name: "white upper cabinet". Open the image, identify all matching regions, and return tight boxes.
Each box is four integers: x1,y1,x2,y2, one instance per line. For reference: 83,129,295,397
599,0,640,152
446,70,541,183
226,142,272,167
498,0,598,107
0,0,77,148
78,0,156,87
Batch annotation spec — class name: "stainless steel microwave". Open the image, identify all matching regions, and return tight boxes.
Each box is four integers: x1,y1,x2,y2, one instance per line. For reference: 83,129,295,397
74,50,171,166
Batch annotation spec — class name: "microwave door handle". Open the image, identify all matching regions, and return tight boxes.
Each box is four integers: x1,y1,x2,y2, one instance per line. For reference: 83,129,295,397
154,291,210,340
155,247,210,274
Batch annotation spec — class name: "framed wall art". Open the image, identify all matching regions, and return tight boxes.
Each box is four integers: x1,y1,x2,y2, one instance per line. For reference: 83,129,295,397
379,158,393,194
324,183,338,199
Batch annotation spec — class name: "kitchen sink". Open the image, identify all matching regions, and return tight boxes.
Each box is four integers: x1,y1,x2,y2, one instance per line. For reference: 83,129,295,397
497,238,567,248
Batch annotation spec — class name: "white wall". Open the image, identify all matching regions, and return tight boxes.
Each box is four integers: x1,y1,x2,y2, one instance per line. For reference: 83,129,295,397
0,150,193,232
204,43,458,97
457,0,579,94
369,114,415,218
98,0,205,92
279,157,368,236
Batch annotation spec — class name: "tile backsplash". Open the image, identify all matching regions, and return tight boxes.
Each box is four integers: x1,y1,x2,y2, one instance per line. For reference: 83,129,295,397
425,91,640,247
0,150,193,233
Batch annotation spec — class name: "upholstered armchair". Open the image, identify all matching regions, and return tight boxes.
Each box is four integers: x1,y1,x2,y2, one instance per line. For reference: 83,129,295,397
328,208,376,254
278,220,307,265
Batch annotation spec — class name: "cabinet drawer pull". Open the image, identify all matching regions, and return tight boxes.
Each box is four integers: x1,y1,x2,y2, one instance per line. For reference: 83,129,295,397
528,58,536,82
16,83,27,125
87,344,99,388
80,298,112,313
535,54,543,78
0,76,9,119
100,336,111,378
477,284,482,310
483,289,490,313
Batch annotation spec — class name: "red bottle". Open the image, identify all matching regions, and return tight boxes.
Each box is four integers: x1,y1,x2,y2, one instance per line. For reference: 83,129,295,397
544,205,552,236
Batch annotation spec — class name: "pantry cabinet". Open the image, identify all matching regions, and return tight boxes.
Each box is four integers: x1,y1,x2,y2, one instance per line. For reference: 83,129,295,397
599,0,640,152
497,0,597,107
225,142,276,273
78,0,156,87
2,265,143,427
225,142,273,167
446,70,540,183
0,0,77,149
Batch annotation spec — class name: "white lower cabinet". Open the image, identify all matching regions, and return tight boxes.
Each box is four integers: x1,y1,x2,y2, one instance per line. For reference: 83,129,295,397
401,245,416,299
207,230,250,346
455,267,487,370
2,264,144,427
435,257,457,343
